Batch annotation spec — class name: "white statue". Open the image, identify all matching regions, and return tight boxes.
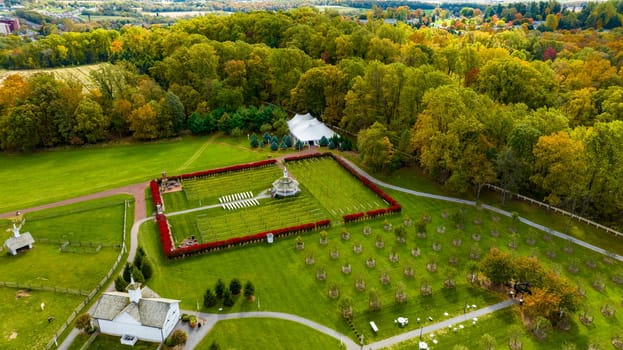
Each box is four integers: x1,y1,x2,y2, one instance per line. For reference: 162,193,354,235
283,167,288,178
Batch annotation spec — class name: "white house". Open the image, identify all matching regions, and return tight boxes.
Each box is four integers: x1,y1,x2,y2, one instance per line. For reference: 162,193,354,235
92,278,180,343
287,113,337,146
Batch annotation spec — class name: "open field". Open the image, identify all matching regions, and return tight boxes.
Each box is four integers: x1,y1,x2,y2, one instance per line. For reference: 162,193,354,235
0,288,84,349
0,63,104,90
0,195,131,349
197,318,345,349
0,135,265,214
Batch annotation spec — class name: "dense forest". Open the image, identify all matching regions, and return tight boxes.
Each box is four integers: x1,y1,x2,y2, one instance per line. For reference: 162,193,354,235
1,5,622,225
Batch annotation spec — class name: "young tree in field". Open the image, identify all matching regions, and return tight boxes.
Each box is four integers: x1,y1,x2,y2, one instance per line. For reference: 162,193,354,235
479,248,514,286
479,333,496,350
250,133,259,148
243,281,255,299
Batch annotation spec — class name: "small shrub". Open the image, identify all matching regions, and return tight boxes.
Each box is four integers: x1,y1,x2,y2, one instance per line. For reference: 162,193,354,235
167,330,188,346
229,278,242,295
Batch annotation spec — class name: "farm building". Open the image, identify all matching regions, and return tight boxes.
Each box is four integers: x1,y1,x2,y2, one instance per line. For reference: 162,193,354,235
91,278,180,343
287,113,337,146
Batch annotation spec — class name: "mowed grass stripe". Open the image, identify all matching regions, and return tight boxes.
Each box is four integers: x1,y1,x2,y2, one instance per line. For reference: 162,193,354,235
168,191,328,243
287,157,384,216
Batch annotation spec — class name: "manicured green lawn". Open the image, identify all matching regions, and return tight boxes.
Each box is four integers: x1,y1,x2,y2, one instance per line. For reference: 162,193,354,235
287,157,387,218
168,188,328,243
0,135,266,214
142,184,623,348
0,288,83,349
197,318,346,349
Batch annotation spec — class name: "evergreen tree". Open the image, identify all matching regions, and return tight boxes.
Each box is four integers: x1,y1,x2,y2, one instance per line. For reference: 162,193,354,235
262,132,271,144
250,133,259,148
244,281,255,299
319,136,329,147
223,289,235,307
271,140,278,151
229,278,242,295
295,139,304,150
215,279,226,299
204,288,218,307
115,276,128,291
141,258,153,280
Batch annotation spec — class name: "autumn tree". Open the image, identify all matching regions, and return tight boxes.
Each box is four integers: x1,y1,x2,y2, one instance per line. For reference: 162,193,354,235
73,96,109,143
357,122,394,171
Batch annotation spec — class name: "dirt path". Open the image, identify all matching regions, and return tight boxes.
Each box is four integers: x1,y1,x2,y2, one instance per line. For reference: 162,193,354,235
0,182,149,222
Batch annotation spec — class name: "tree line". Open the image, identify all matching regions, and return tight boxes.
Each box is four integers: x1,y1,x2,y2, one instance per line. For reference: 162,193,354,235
0,7,622,225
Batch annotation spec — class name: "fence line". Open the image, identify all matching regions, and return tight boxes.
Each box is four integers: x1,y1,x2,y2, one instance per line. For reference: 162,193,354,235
36,238,122,249
42,199,129,350
484,184,622,237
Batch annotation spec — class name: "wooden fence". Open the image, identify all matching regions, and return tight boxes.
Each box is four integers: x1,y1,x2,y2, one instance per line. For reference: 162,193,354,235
41,199,130,349
484,184,622,237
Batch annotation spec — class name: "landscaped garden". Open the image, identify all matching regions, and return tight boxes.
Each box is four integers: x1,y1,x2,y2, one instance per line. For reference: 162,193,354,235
0,195,131,349
140,156,623,349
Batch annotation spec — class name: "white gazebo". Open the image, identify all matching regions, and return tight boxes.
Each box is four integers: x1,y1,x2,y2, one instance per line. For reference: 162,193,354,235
287,113,337,146
271,167,300,198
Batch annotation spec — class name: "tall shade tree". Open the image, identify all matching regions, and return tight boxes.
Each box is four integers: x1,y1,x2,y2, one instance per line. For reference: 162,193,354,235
0,104,40,151
73,97,109,143
531,131,589,209
475,57,556,109
357,122,394,171
129,102,159,140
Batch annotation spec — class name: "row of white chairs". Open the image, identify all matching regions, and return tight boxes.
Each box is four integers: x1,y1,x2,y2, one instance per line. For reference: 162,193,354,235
219,191,253,203
221,199,259,210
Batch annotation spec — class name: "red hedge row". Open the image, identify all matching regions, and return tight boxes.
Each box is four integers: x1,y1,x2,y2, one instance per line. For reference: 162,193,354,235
164,219,331,258
150,180,162,208
156,214,174,255
169,159,277,181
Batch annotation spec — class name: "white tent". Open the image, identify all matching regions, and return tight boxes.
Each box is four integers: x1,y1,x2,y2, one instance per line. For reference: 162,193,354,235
287,113,337,146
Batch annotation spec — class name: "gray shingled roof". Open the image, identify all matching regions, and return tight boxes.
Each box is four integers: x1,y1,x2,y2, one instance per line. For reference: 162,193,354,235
4,232,34,251
92,292,129,320
92,289,179,329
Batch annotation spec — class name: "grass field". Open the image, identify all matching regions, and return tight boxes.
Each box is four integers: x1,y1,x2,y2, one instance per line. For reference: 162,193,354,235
0,288,84,349
0,135,266,214
0,196,131,349
67,333,158,350
196,318,346,349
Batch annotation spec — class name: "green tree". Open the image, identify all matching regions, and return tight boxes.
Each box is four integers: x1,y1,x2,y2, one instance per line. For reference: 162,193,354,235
73,97,108,143
204,288,218,307
479,248,514,286
0,104,40,151
229,278,242,295
114,276,128,291
479,334,496,350
215,279,226,299
250,133,259,148
222,289,235,307
140,258,153,280
128,102,159,140
75,313,91,333
357,122,394,171
244,281,255,299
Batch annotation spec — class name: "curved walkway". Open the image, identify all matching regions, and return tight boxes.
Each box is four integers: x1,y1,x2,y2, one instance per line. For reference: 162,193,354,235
8,150,623,349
